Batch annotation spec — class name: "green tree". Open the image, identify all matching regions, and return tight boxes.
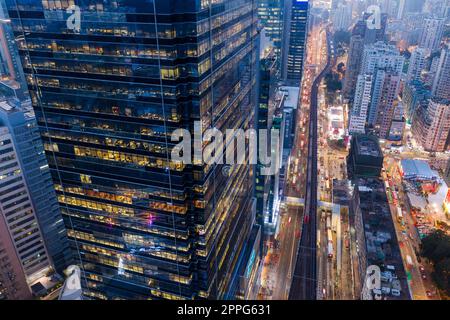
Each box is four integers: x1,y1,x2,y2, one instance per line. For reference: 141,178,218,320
325,72,342,92
433,258,450,295
421,230,450,263
421,230,450,294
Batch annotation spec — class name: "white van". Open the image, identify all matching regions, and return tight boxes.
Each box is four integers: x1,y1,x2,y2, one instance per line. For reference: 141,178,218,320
391,289,401,297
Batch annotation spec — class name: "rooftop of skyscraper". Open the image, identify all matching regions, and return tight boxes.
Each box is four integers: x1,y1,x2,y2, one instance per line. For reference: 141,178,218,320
354,135,383,158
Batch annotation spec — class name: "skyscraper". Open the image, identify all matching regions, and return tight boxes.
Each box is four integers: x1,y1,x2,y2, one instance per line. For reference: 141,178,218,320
258,0,284,64
282,0,309,86
0,1,27,98
332,1,353,32
403,80,431,121
331,0,341,10
397,0,406,20
343,14,387,99
405,0,424,13
7,0,260,300
0,208,32,299
424,0,450,20
371,71,402,138
387,102,406,142
432,44,450,101
0,101,54,292
349,74,373,134
343,20,367,98
406,47,429,83
426,51,442,86
412,98,450,152
349,42,404,137
0,100,72,274
419,18,445,52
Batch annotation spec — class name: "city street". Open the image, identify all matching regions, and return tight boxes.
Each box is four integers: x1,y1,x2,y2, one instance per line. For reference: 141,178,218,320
258,23,328,300
290,24,331,300
315,40,354,300
383,158,442,300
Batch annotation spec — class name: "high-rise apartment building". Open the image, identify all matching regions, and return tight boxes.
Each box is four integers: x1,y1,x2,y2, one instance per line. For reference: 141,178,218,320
403,80,431,121
399,12,427,48
412,98,450,152
0,102,54,290
0,99,71,274
349,74,373,134
0,2,27,98
343,21,367,98
419,18,444,52
405,0,424,13
406,47,429,83
360,42,404,77
397,0,406,19
0,211,32,299
343,14,387,99
371,71,402,138
332,1,352,32
7,0,260,300
349,42,404,137
331,0,340,10
380,0,398,17
426,51,441,86
282,0,309,86
388,102,406,141
432,44,450,101
424,0,450,20
0,0,71,276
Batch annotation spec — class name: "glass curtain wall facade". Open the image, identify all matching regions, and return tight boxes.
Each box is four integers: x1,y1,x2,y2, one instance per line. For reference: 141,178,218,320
6,0,259,300
282,0,309,86
0,101,72,274
256,51,277,231
257,0,284,63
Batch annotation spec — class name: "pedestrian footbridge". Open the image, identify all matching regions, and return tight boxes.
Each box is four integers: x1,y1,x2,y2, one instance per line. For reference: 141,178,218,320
285,197,305,206
285,197,333,209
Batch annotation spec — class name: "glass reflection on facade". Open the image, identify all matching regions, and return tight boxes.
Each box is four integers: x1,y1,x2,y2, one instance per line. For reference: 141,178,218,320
6,0,259,300
257,0,284,63
282,0,309,86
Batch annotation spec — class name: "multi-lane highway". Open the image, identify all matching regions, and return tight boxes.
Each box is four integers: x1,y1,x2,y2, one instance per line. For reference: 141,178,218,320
257,24,328,300
289,29,333,300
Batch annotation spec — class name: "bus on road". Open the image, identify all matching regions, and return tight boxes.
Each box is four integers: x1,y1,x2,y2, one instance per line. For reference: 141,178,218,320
396,206,403,222
327,242,333,259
